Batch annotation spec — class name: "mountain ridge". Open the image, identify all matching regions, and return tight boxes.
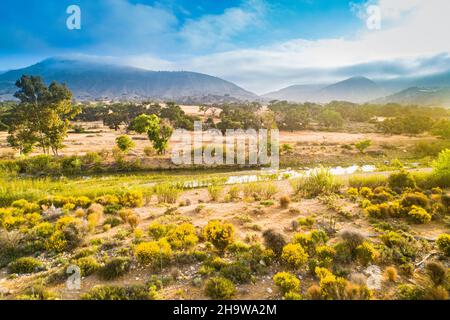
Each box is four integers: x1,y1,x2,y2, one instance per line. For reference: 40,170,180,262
0,57,258,103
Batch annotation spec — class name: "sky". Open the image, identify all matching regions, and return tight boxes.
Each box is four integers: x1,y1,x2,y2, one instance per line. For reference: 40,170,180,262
1,0,450,93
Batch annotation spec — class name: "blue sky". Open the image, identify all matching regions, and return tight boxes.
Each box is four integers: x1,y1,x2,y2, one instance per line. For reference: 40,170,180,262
1,0,450,93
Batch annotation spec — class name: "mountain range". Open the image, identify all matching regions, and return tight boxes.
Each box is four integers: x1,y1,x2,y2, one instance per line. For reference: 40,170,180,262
0,58,258,103
1,57,450,106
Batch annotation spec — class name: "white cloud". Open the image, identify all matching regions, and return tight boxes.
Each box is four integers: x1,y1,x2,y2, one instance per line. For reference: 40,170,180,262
178,0,266,50
57,0,450,94
172,0,450,93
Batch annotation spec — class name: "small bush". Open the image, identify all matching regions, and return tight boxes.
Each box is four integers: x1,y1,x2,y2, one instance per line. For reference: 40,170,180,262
8,257,43,274
75,256,101,277
401,192,429,209
425,261,447,286
273,272,300,295
281,243,309,269
384,266,398,282
99,257,131,280
396,284,425,300
148,222,169,240
227,186,240,201
134,239,172,268
431,149,450,187
407,206,431,224
279,195,291,209
119,191,143,208
355,242,378,266
291,167,340,198
95,195,120,206
154,184,182,204
220,263,252,284
436,233,450,256
262,229,286,256
207,185,223,202
388,170,416,190
81,285,155,300
204,277,236,300
116,135,135,153
203,220,234,252
166,222,198,250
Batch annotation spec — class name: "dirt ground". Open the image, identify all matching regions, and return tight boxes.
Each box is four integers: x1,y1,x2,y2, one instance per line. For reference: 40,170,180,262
1,179,447,300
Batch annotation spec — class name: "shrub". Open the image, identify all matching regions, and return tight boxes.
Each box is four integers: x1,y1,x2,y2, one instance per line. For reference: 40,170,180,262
262,229,286,256
87,211,102,232
355,242,378,266
261,183,278,200
203,220,234,252
297,216,315,227
104,216,122,228
316,245,336,267
340,229,365,251
432,149,450,187
281,243,309,269
99,257,131,280
346,187,359,200
384,266,398,282
75,256,101,277
11,199,39,213
355,139,371,153
204,277,236,300
388,170,416,190
134,239,172,268
273,272,300,295
207,185,223,202
365,205,383,219
74,196,91,208
407,206,432,224
424,286,449,300
87,203,104,216
220,263,252,284
116,135,135,153
8,257,43,274
396,284,425,300
166,222,198,250
284,291,303,300
154,184,181,204
436,233,450,256
314,267,346,300
279,195,291,209
425,261,447,286
293,230,328,255
291,167,340,197
227,186,240,201
47,216,87,252
119,191,143,208
148,222,169,240
95,195,120,206
81,285,155,300
401,192,429,209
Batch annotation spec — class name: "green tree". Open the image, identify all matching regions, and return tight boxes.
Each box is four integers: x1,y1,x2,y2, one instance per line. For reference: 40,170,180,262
318,109,343,129
8,75,79,155
355,139,372,153
431,119,450,139
131,114,173,154
115,135,135,153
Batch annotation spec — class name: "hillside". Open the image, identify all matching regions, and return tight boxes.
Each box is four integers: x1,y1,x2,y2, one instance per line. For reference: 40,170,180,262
0,58,258,103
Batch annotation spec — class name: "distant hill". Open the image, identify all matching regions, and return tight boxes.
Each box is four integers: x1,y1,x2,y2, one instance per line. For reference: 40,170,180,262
263,77,387,103
315,76,386,103
374,86,450,107
263,84,324,102
0,58,258,103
